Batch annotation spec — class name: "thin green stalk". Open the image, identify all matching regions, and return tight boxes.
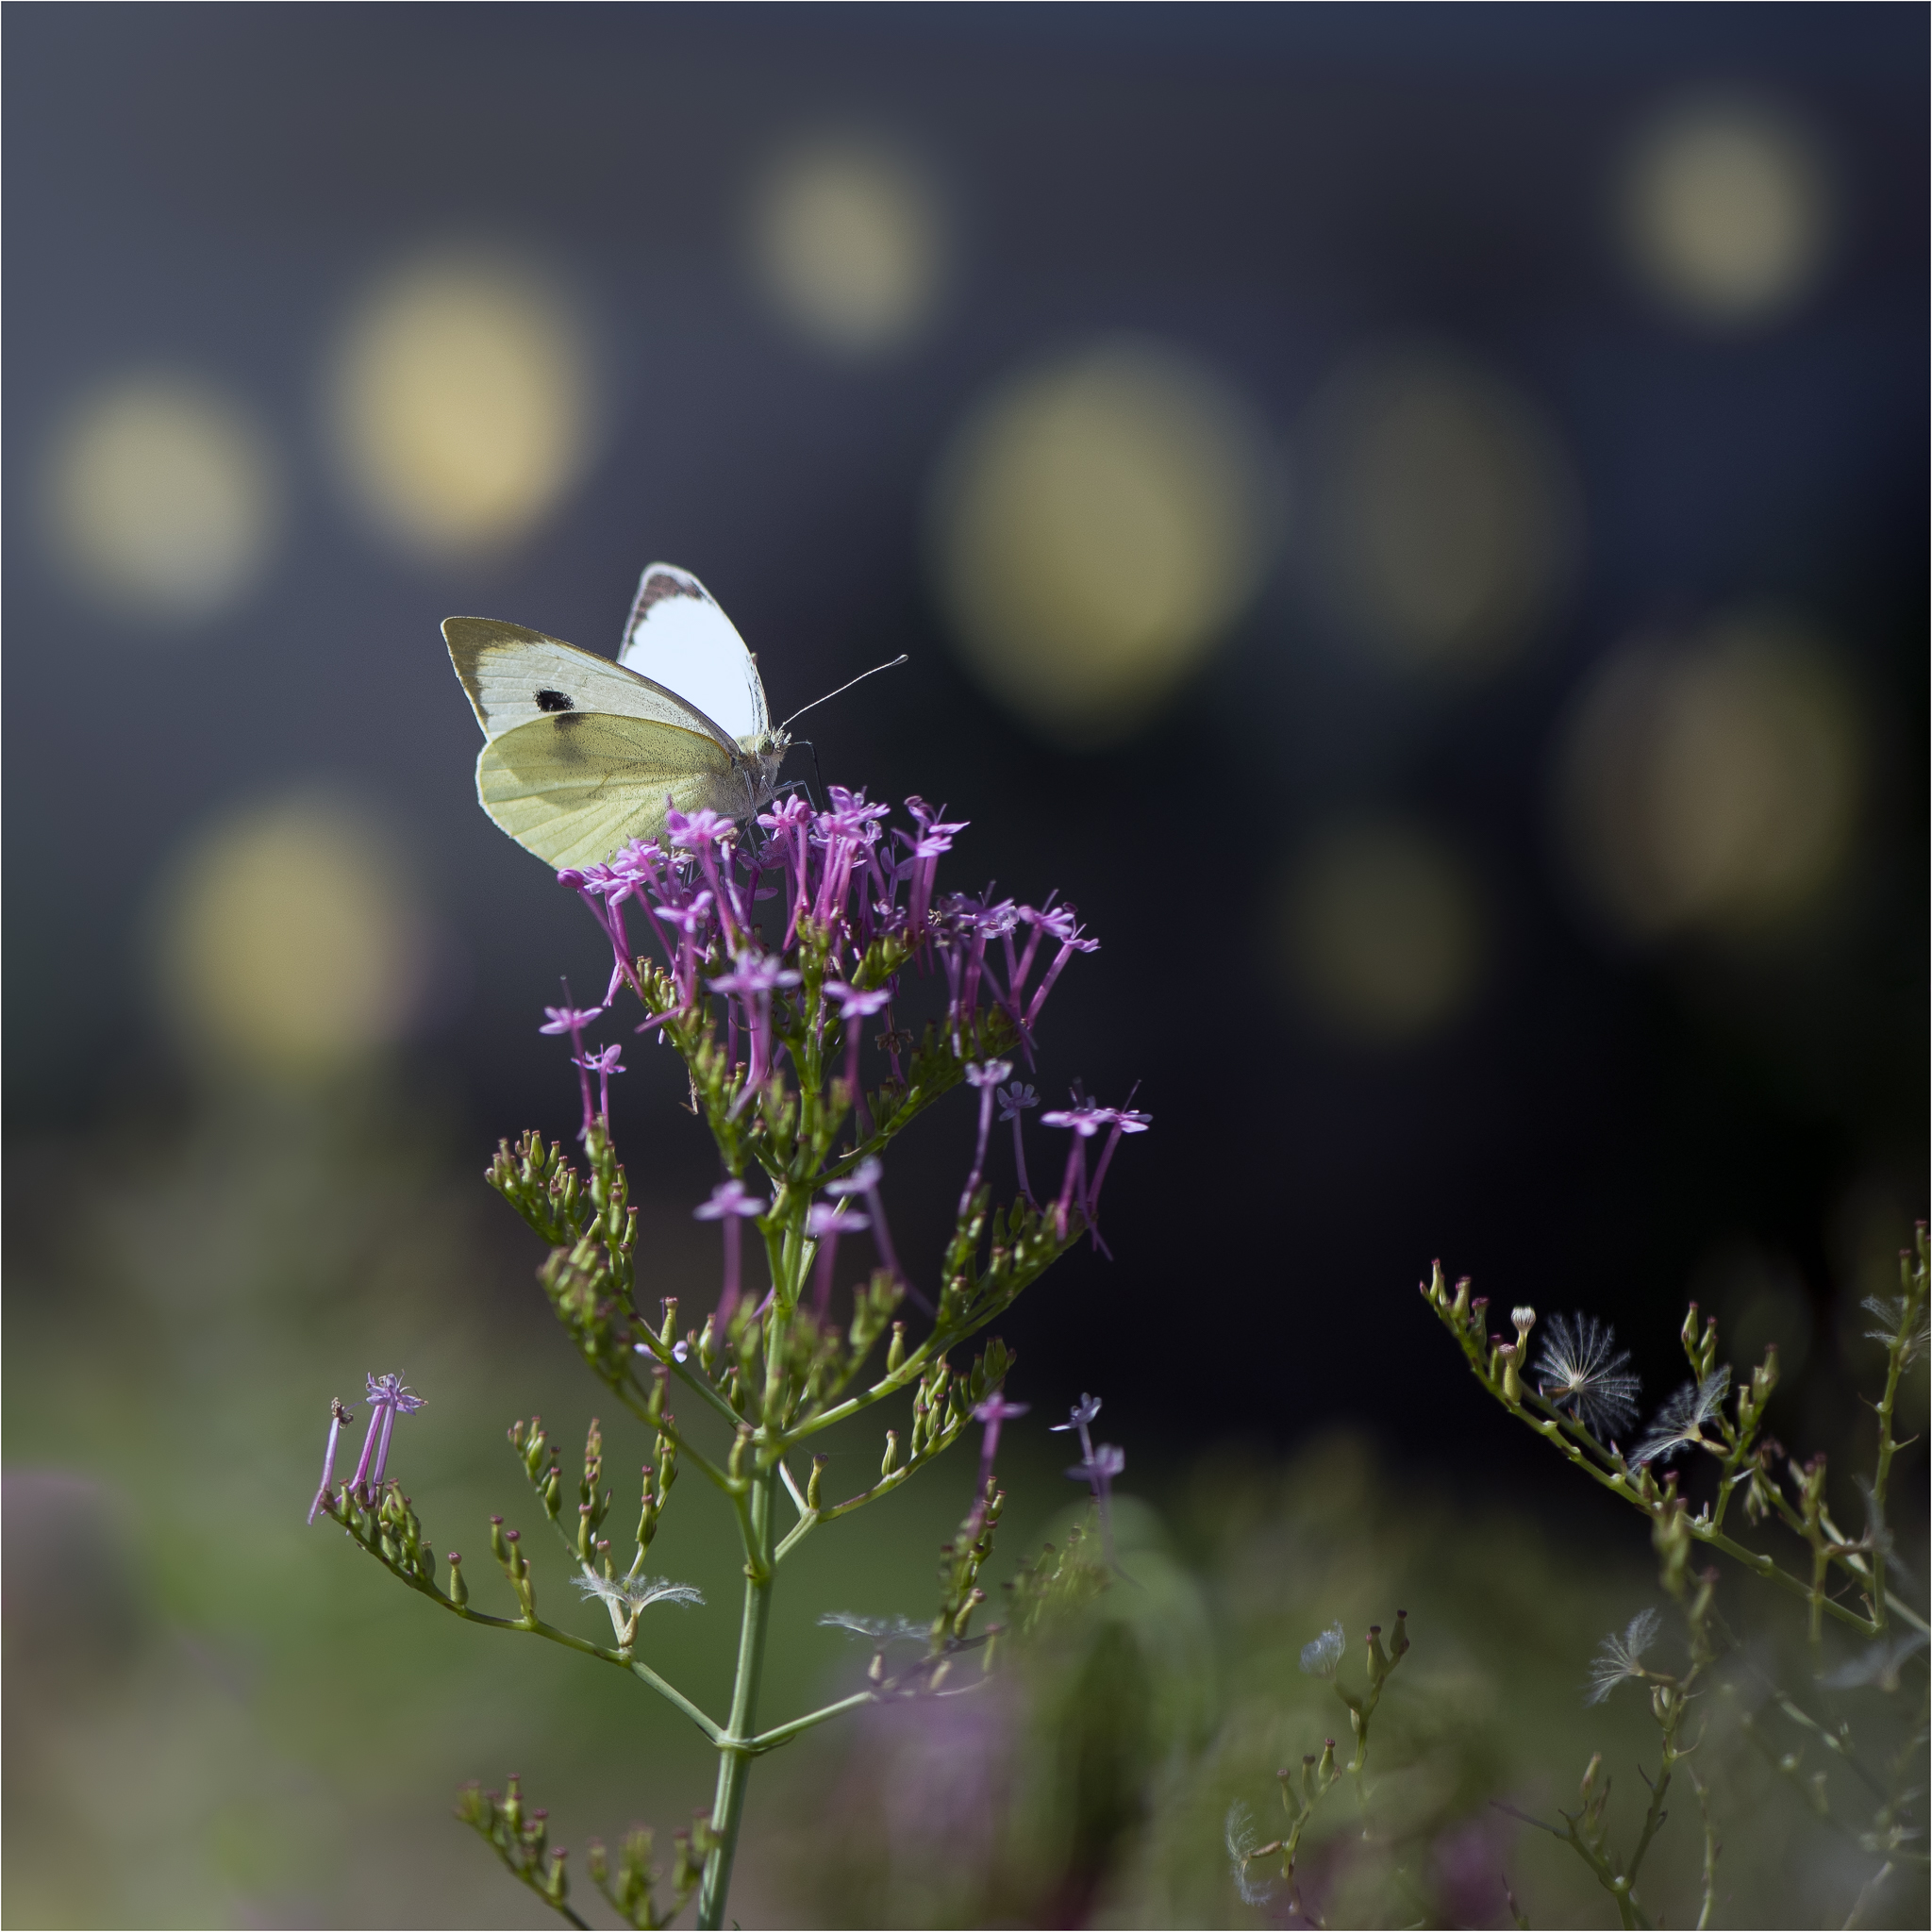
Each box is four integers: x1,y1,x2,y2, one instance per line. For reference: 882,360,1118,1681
1866,1234,1927,1631
1688,1764,1720,1931
697,1461,775,1929
746,1690,874,1756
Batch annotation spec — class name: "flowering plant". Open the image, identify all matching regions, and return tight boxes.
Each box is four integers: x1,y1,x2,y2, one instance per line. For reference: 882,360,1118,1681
306,789,1145,1928
1424,1232,1930,1928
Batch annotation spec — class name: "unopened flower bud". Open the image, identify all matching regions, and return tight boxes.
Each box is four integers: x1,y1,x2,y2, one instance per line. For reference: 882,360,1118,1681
1498,1342,1523,1405
447,1553,469,1607
1510,1306,1536,1346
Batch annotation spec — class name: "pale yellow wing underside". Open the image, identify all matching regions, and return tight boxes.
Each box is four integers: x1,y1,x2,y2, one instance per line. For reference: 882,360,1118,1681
445,617,740,750
475,711,754,871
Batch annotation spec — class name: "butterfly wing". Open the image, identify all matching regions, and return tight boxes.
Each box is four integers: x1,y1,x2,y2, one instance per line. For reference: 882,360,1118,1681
617,563,770,745
446,617,741,750
475,711,756,871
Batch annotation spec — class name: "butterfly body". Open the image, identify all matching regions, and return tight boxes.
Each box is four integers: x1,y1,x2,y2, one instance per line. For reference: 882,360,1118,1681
445,564,791,870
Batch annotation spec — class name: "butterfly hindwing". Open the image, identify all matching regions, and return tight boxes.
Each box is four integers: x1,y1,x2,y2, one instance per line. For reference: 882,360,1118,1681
445,617,740,750
617,563,769,746
475,711,756,872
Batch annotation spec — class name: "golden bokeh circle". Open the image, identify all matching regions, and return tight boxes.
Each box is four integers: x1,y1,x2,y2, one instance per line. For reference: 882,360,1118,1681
156,793,430,1080
1620,97,1833,326
751,138,943,354
1298,342,1581,673
43,374,281,625
1557,613,1861,941
931,337,1278,746
327,252,593,557
1278,819,1485,1043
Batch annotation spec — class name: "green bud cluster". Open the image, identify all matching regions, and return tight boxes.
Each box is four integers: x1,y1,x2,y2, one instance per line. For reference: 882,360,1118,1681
1234,1607,1412,1908
585,1815,719,1931
457,1776,576,1923
1003,1518,1110,1641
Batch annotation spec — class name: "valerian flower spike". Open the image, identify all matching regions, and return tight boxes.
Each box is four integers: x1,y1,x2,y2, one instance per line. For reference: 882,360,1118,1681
325,765,1143,1932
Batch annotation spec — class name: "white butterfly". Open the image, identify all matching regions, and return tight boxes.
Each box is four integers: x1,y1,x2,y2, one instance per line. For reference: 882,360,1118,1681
445,563,793,872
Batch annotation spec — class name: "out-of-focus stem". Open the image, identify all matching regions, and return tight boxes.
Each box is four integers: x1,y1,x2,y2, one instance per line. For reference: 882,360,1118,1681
697,1463,774,1930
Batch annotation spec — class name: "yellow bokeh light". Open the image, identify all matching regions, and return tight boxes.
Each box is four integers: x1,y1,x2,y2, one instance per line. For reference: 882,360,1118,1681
930,338,1278,746
43,375,281,625
1298,342,1580,673
751,137,942,354
1278,819,1485,1043
1621,97,1832,325
155,793,430,1080
327,252,593,557
1557,613,1861,941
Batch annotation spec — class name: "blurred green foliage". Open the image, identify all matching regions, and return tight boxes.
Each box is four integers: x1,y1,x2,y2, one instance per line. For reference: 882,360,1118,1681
4,1088,1924,1928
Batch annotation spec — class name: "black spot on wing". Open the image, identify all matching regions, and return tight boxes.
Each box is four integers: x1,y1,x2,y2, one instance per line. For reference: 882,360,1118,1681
535,688,575,712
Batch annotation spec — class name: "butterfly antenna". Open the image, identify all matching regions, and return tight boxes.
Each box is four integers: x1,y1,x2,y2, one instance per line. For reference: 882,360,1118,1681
779,655,908,732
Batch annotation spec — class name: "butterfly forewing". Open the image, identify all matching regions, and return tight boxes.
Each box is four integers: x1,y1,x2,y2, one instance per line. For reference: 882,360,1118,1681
445,617,741,751
475,711,755,871
617,563,770,746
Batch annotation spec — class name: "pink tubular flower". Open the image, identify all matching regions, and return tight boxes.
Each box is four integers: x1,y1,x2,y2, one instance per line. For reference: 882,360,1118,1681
346,1374,425,1505
541,1000,606,1137
573,1043,625,1126
668,806,748,945
757,793,816,945
958,1059,1013,1215
825,1156,931,1314
307,1395,356,1524
710,949,803,1105
694,1177,767,1329
824,980,893,1132
897,798,969,933
806,1197,870,1316
810,788,887,935
1041,1096,1107,1238
1084,1097,1152,1232
1050,1392,1122,1567
1041,1091,1151,1251
971,1389,1028,1503
996,1081,1040,1203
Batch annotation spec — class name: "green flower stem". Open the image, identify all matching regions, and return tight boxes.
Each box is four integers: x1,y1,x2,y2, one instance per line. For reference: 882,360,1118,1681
1427,1285,1884,1639
606,1384,741,1495
697,1462,776,1932
773,1510,819,1564
627,1657,726,1746
337,1501,727,1746
1688,1765,1720,1932
744,1690,875,1756
651,1342,753,1432
1867,1229,1928,1632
